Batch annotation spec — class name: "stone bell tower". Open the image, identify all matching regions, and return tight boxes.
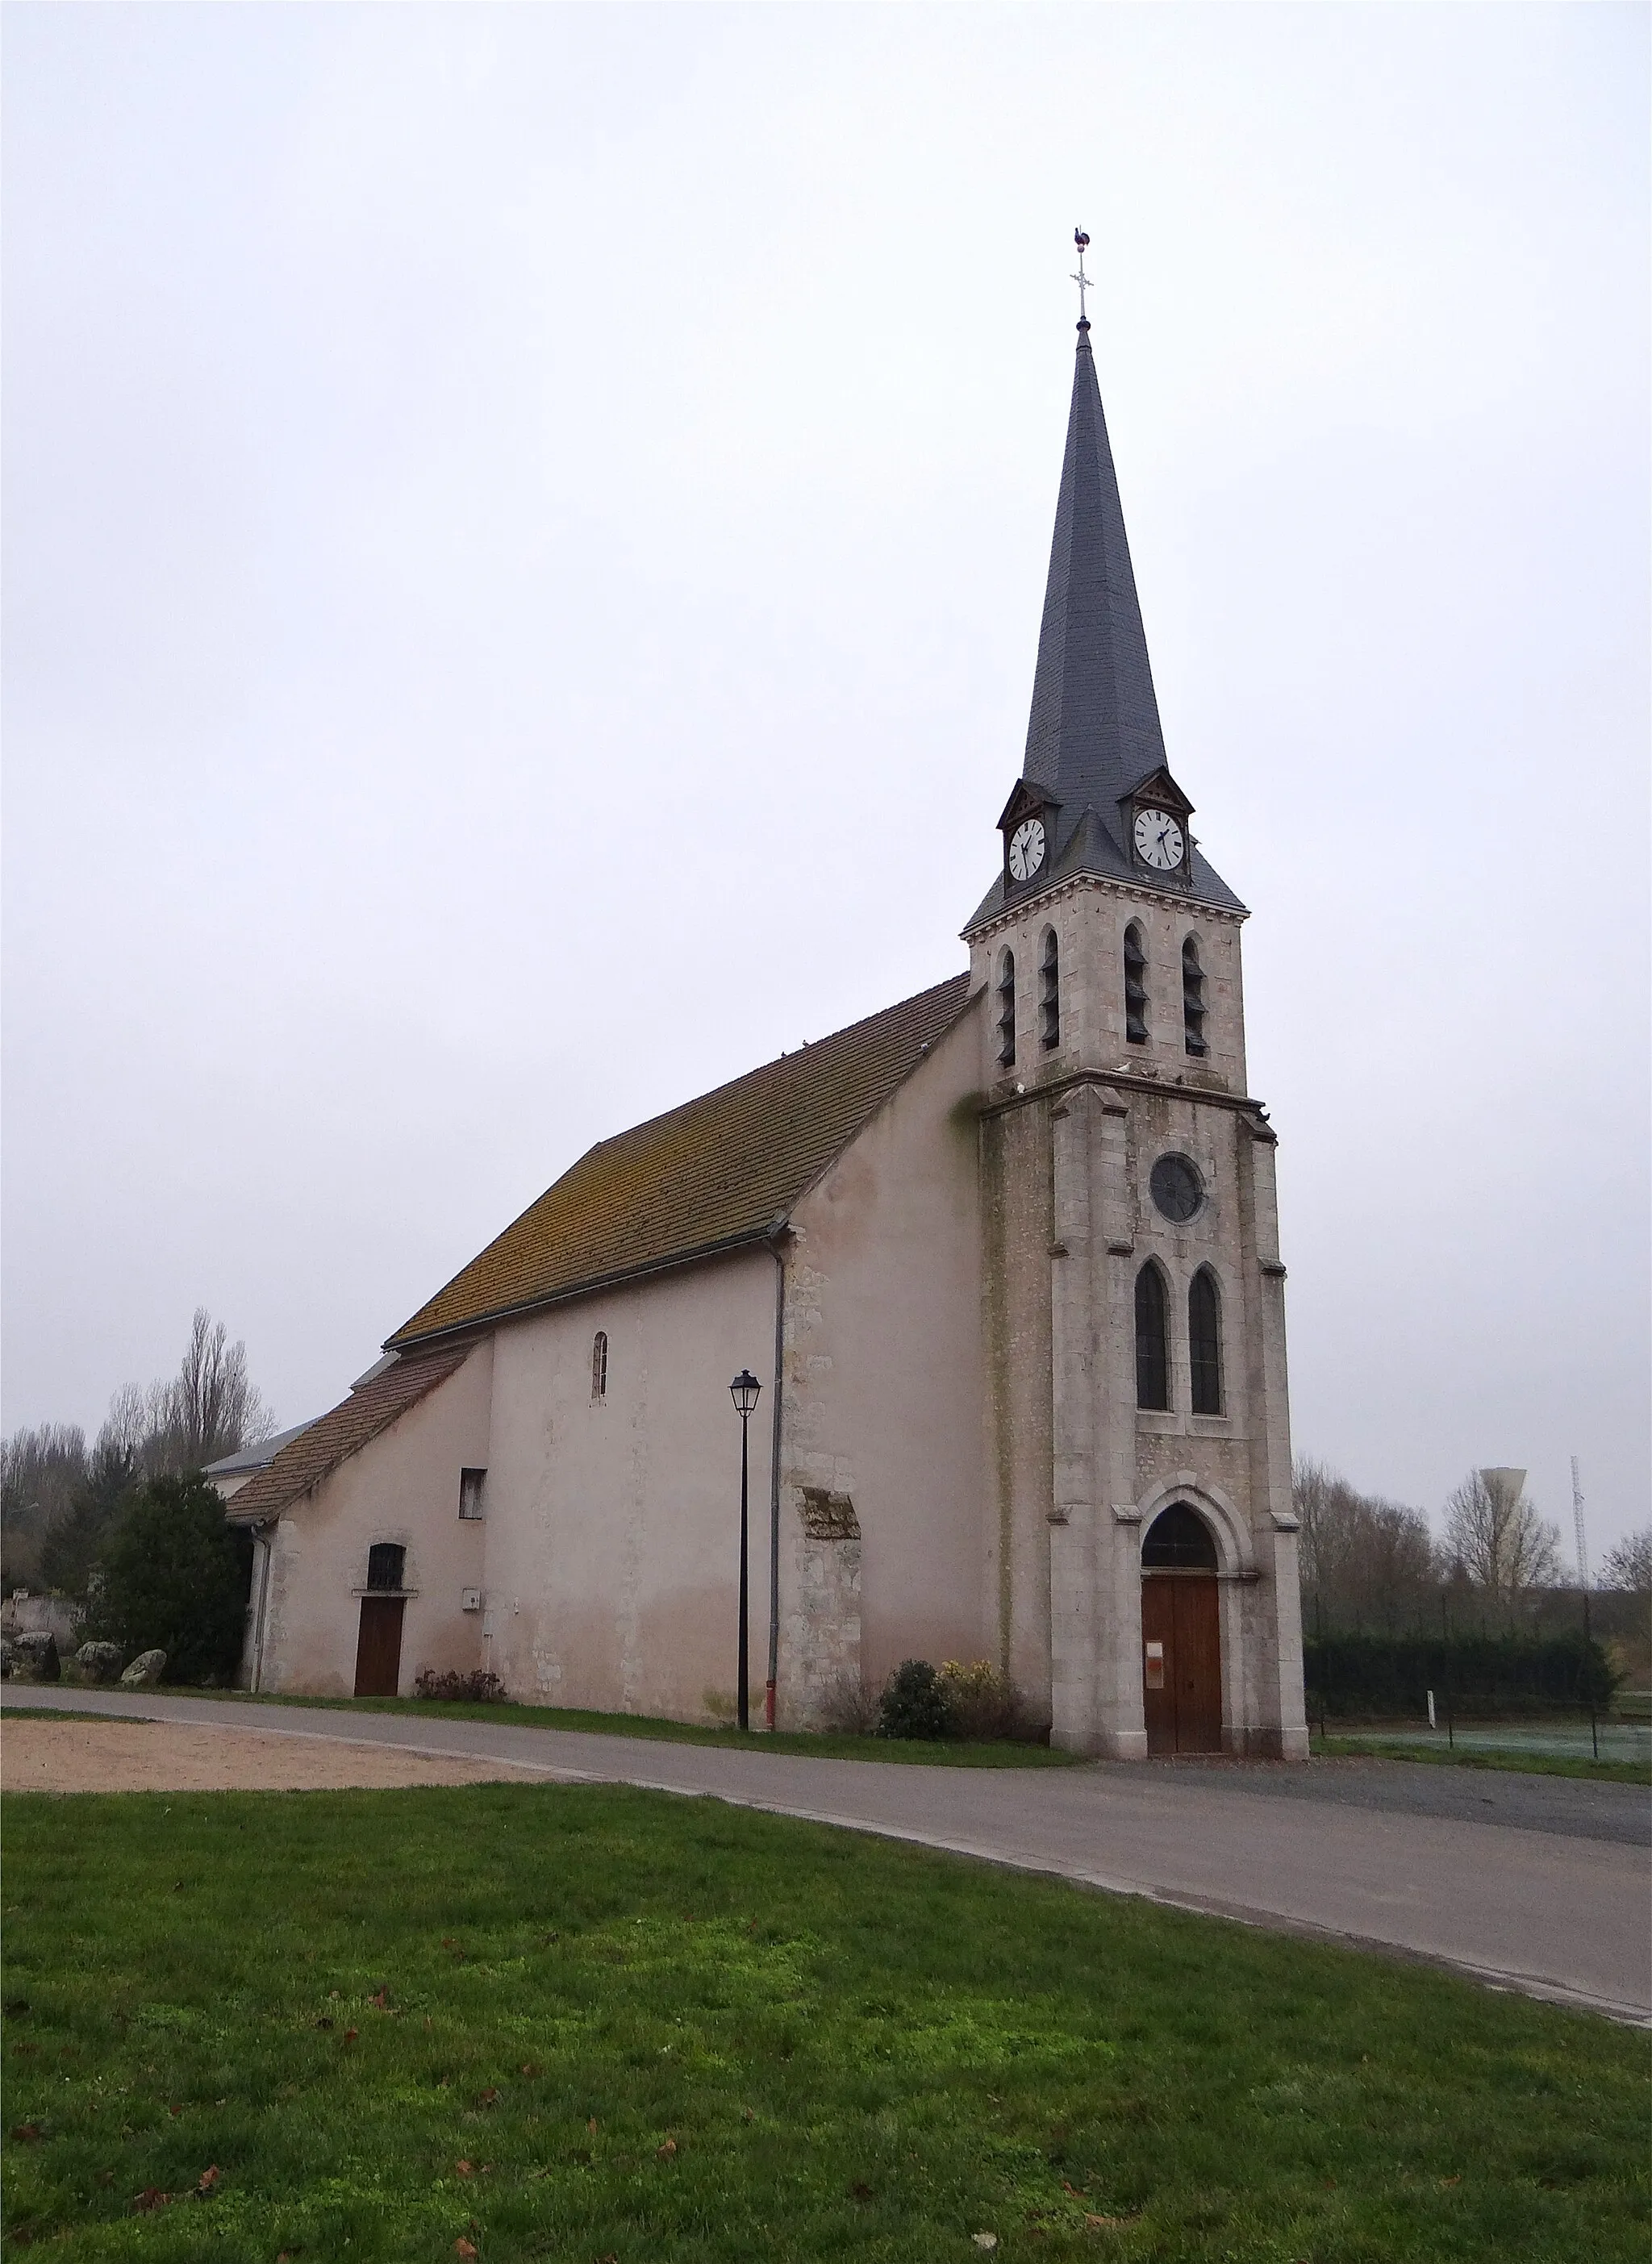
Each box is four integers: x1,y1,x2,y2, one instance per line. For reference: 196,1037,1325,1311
964,286,1308,1759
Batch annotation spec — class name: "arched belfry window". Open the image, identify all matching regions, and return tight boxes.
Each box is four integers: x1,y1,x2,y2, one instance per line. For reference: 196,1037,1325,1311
1141,1503,1218,1570
1183,936,1208,1057
1189,1267,1223,1415
1124,923,1148,1045
1135,1262,1170,1411
591,1331,608,1403
995,949,1016,1069
1039,929,1060,1051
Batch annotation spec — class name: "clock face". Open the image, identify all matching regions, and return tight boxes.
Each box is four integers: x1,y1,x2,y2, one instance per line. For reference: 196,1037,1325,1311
1149,1153,1204,1224
1007,817,1046,882
1133,807,1186,871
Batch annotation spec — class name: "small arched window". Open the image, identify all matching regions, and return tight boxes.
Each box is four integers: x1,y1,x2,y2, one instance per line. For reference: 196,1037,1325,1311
591,1330,608,1403
1182,936,1208,1057
1134,1262,1170,1411
366,1542,406,1593
1189,1267,1222,1415
1038,928,1060,1051
995,949,1016,1069
1124,922,1148,1045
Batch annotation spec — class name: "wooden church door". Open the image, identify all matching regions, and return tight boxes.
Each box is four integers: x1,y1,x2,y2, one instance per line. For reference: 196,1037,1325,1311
1141,1504,1223,1755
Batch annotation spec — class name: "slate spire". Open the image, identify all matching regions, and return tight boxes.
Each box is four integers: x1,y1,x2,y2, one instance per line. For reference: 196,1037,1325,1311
1021,319,1167,822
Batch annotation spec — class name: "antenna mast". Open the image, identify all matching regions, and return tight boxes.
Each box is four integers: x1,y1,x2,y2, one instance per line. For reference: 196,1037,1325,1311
1571,1454,1588,1589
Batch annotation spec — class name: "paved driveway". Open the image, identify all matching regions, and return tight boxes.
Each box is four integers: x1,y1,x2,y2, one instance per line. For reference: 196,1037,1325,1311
6,1688,1648,2024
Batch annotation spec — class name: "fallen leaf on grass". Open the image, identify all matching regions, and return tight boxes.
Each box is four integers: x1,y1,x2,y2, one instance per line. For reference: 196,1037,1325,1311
369,1988,390,2008
342,2028,359,2045
587,2116,599,2135
657,2138,677,2159
10,2124,41,2143
1062,2180,1087,2197
131,2188,170,2214
519,2062,541,2078
972,2239,999,2254
477,2087,499,2108
169,2105,184,2118
454,2242,478,2259
195,2166,220,2196
1440,2175,1462,2188
455,2161,473,2178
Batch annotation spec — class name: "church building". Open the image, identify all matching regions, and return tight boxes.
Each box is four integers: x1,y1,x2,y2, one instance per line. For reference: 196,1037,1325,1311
227,298,1308,1760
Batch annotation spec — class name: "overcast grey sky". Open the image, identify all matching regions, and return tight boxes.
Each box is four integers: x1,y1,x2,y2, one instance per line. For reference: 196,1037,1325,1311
4,3,1646,1552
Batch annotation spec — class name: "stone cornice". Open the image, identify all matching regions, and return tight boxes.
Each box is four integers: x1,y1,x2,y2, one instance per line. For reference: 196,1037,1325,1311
962,868,1248,945
978,1065,1272,1127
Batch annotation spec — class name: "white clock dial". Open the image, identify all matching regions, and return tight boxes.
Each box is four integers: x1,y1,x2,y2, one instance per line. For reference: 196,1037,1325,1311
1007,817,1046,882
1133,807,1186,871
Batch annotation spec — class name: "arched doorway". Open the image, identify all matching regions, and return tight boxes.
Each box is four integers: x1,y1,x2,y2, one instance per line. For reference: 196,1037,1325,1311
1141,1503,1222,1754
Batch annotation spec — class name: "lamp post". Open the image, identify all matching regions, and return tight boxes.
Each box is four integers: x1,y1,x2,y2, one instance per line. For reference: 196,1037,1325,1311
728,1368,762,1732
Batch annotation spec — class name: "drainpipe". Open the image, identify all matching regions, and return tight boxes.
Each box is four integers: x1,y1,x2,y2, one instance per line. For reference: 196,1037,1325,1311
248,1521,275,1693
764,1233,787,1729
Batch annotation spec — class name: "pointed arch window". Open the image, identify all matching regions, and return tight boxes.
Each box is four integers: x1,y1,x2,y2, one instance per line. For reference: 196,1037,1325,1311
1124,922,1148,1045
1183,936,1208,1057
591,1330,608,1403
1039,928,1060,1051
1134,1262,1170,1411
995,949,1016,1069
1189,1267,1222,1415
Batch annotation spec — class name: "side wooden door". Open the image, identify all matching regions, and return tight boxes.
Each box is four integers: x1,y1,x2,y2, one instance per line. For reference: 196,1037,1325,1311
353,1596,406,1699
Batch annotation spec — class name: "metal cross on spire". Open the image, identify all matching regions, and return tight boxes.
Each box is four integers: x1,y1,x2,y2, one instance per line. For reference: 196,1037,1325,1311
1070,227,1092,328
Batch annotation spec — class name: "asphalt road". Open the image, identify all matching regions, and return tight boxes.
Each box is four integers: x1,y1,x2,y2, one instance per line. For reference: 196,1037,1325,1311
6,1687,1648,2024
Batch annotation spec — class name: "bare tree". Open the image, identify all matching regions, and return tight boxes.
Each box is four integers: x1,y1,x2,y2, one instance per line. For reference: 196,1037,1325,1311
1294,1457,1437,1633
0,1423,89,1586
1600,1528,1652,1595
1443,1468,1562,1606
160,1308,273,1473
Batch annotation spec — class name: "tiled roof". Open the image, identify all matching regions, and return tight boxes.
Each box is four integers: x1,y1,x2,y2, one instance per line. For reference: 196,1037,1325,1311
222,1348,470,1524
390,973,976,1348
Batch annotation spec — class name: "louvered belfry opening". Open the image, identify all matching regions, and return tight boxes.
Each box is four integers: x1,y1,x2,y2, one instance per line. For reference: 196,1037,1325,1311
1124,923,1148,1044
1183,936,1208,1056
995,949,1017,1068
1039,929,1060,1051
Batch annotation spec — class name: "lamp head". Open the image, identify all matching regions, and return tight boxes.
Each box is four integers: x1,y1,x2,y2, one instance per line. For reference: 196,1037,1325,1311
728,1368,762,1419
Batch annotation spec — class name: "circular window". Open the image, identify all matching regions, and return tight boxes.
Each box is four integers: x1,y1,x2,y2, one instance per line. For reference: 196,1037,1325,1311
1149,1153,1204,1224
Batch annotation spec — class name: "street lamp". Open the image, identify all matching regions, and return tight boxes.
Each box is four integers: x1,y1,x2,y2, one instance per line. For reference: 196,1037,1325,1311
728,1368,762,1732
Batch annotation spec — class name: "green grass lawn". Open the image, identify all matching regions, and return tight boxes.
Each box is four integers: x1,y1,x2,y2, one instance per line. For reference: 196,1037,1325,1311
2,1785,1646,2262
1311,1734,1652,1787
92,1686,1082,1766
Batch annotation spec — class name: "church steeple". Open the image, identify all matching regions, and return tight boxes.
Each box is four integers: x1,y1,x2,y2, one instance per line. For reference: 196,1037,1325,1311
966,261,1244,933
1020,319,1167,817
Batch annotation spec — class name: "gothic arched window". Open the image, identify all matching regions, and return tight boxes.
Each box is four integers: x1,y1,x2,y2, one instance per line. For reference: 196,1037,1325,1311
1189,1266,1223,1415
1039,928,1060,1051
995,949,1016,1069
591,1330,608,1403
1135,1262,1170,1411
1183,936,1208,1057
1124,922,1148,1045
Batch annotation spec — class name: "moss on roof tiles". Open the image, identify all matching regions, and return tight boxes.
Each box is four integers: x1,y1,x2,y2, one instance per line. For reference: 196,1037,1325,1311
223,1347,470,1524
390,973,975,1348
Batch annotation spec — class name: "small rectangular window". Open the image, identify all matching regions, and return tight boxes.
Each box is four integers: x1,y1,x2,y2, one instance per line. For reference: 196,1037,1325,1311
457,1467,487,1521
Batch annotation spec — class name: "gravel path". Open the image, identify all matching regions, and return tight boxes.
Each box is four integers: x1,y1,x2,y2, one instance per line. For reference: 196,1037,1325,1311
6,1688,1648,2023
0,1715,547,1793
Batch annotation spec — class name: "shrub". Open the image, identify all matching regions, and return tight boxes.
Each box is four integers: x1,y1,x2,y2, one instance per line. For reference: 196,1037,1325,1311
81,1474,252,1685
411,1668,506,1703
875,1658,953,1741
816,1670,880,1737
937,1659,1032,1741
